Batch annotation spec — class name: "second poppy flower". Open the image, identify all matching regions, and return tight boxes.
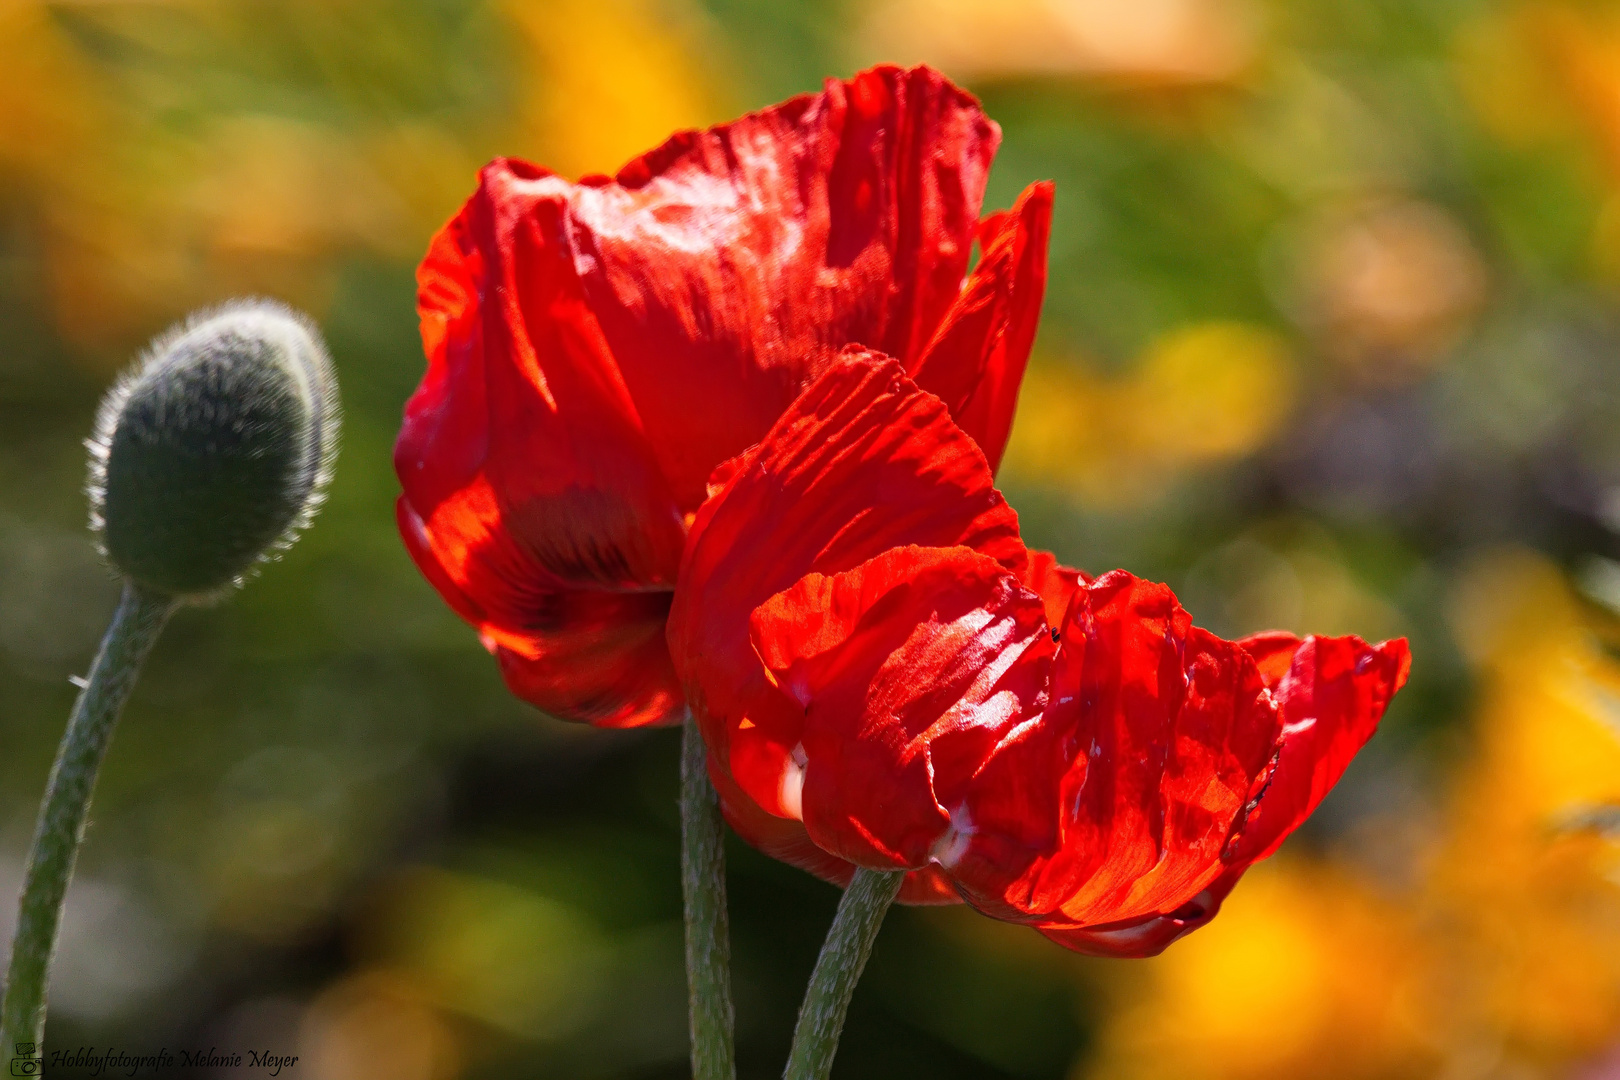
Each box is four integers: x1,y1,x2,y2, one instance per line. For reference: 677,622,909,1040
667,350,1410,955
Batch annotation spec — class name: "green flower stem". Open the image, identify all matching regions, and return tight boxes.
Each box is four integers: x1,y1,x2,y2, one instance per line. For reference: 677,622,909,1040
783,867,906,1080
2,583,174,1066
680,708,736,1080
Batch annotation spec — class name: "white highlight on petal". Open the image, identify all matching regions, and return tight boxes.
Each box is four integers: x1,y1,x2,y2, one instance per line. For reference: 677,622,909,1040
400,498,432,550
1281,716,1317,737
953,688,1021,731
929,803,976,869
779,742,808,821
957,605,1041,701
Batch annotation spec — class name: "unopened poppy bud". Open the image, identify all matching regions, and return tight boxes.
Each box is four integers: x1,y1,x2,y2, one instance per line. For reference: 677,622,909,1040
87,299,340,600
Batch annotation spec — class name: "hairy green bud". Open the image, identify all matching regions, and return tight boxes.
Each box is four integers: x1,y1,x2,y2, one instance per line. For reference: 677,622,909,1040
87,300,340,600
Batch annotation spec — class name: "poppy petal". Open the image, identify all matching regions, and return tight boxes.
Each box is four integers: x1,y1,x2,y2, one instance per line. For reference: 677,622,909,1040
909,180,1054,473
1021,549,1088,630
1236,629,1305,686
488,600,680,730
749,544,1054,869
1025,571,1281,925
494,65,1001,507
1225,634,1412,863
670,349,1027,824
396,194,687,727
399,178,689,594
1035,865,1243,958
707,757,962,904
397,497,680,728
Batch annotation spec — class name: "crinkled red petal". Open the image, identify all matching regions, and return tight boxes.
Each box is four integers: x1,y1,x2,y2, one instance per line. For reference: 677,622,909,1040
1035,865,1243,958
1020,549,1088,630
961,571,1279,925
460,65,1002,509
749,544,1053,869
909,180,1053,474
1236,629,1304,686
1040,571,1281,924
669,349,1028,819
1225,633,1412,863
401,183,688,593
397,497,680,727
396,193,685,729
706,751,962,905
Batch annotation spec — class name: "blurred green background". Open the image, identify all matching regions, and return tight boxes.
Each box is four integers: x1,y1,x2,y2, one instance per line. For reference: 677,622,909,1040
6,0,1620,1077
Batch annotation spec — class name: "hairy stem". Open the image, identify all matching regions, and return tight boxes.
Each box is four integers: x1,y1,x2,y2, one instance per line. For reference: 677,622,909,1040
681,709,736,1080
2,583,174,1067
783,868,905,1080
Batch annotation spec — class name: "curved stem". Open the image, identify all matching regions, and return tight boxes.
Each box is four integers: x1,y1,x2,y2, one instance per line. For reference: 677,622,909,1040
680,709,736,1080
782,868,905,1080
2,583,174,1068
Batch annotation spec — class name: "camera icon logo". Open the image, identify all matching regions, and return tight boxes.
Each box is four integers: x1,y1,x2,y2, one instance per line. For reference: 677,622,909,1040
9,1043,40,1076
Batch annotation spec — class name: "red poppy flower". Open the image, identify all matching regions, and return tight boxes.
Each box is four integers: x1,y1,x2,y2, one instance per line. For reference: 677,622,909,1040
667,349,1411,954
394,64,1052,727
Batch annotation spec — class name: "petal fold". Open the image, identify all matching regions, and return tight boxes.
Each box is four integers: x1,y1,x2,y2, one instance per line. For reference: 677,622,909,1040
397,496,680,728
1035,865,1242,958
964,571,1280,926
670,348,1027,831
1020,549,1088,630
401,179,689,593
1049,571,1280,923
910,180,1054,473
1225,634,1412,862
749,545,1054,869
548,64,1002,505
